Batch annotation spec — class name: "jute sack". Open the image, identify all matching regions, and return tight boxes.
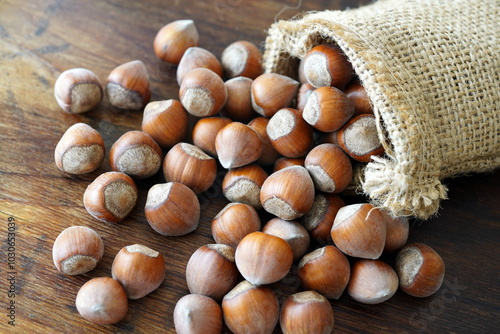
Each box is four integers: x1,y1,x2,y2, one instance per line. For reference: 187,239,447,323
263,0,500,219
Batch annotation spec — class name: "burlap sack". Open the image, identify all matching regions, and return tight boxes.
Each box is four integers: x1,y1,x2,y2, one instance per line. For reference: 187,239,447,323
263,0,500,219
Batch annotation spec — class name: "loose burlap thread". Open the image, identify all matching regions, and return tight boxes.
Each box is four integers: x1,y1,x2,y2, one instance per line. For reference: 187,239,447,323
263,0,500,219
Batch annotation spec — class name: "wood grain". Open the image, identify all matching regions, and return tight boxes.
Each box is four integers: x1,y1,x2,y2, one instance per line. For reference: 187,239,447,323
0,0,498,333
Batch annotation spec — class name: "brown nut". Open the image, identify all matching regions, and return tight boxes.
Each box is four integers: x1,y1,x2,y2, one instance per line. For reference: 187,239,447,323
145,182,200,236
344,79,373,116
192,116,232,157
54,68,103,113
262,218,310,261
106,60,151,110
280,291,335,334
141,99,189,148
211,203,261,248
111,244,165,299
179,68,228,117
296,82,315,113
109,130,162,179
347,259,399,304
302,193,345,245
267,108,314,158
52,226,104,275
298,245,350,299
337,114,385,162
222,280,279,334
304,143,353,193
163,142,217,194
247,116,282,166
381,210,410,253
395,243,445,298
303,44,353,89
251,73,299,117
186,244,239,301
215,122,263,169
302,86,354,132
177,47,223,85
221,40,263,79
260,165,315,220
83,171,138,223
222,164,268,209
235,231,293,285
54,123,105,174
273,157,305,172
221,76,257,122
174,294,222,334
330,203,387,259
75,277,128,325
153,19,199,65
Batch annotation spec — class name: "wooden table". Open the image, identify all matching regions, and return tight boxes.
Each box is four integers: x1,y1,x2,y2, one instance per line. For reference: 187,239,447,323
1,0,499,333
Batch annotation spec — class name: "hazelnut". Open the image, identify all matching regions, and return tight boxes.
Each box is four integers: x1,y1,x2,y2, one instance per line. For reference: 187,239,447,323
52,226,104,275
179,68,228,117
54,68,103,113
75,277,128,325
260,165,315,220
54,123,105,174
381,210,409,253
222,164,268,209
295,82,315,113
192,117,232,157
395,243,446,298
211,203,261,248
304,143,353,193
344,79,373,116
221,76,257,122
153,19,199,65
262,218,310,261
176,47,223,85
186,244,239,301
106,60,151,110
221,40,263,79
302,193,345,245
303,44,353,89
222,280,279,334
273,157,305,172
347,259,399,304
302,86,354,132
267,108,314,158
298,245,350,299
83,171,138,223
337,114,385,162
109,130,162,179
111,244,165,299
145,182,200,236
163,142,217,194
235,231,293,285
141,99,189,148
251,73,299,117
174,294,222,334
215,122,263,169
280,291,335,334
330,203,386,259
247,116,281,166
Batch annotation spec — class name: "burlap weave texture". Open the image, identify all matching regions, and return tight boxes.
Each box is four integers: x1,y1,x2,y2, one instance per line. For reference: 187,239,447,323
263,0,500,219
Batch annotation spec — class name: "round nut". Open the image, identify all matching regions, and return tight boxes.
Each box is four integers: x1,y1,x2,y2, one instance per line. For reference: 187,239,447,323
83,171,138,223
177,47,223,85
153,19,199,65
192,117,232,157
54,68,103,113
221,76,257,122
251,73,299,117
211,203,261,248
303,44,353,89
344,79,373,116
247,116,282,166
295,82,315,113
111,244,165,299
215,122,263,169
106,60,151,110
163,142,217,194
222,164,268,209
54,123,105,174
302,193,345,245
221,40,263,79
145,182,200,236
273,157,305,172
75,277,128,325
52,226,104,275
174,294,222,334
381,210,409,253
262,218,310,261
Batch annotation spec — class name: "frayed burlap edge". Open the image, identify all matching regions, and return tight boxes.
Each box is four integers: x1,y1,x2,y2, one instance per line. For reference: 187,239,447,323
263,0,500,219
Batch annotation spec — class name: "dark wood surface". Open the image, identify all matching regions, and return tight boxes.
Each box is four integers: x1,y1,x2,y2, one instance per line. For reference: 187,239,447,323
1,0,499,333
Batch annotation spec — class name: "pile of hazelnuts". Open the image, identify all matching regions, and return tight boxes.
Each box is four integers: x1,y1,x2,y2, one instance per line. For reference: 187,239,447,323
51,19,446,333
